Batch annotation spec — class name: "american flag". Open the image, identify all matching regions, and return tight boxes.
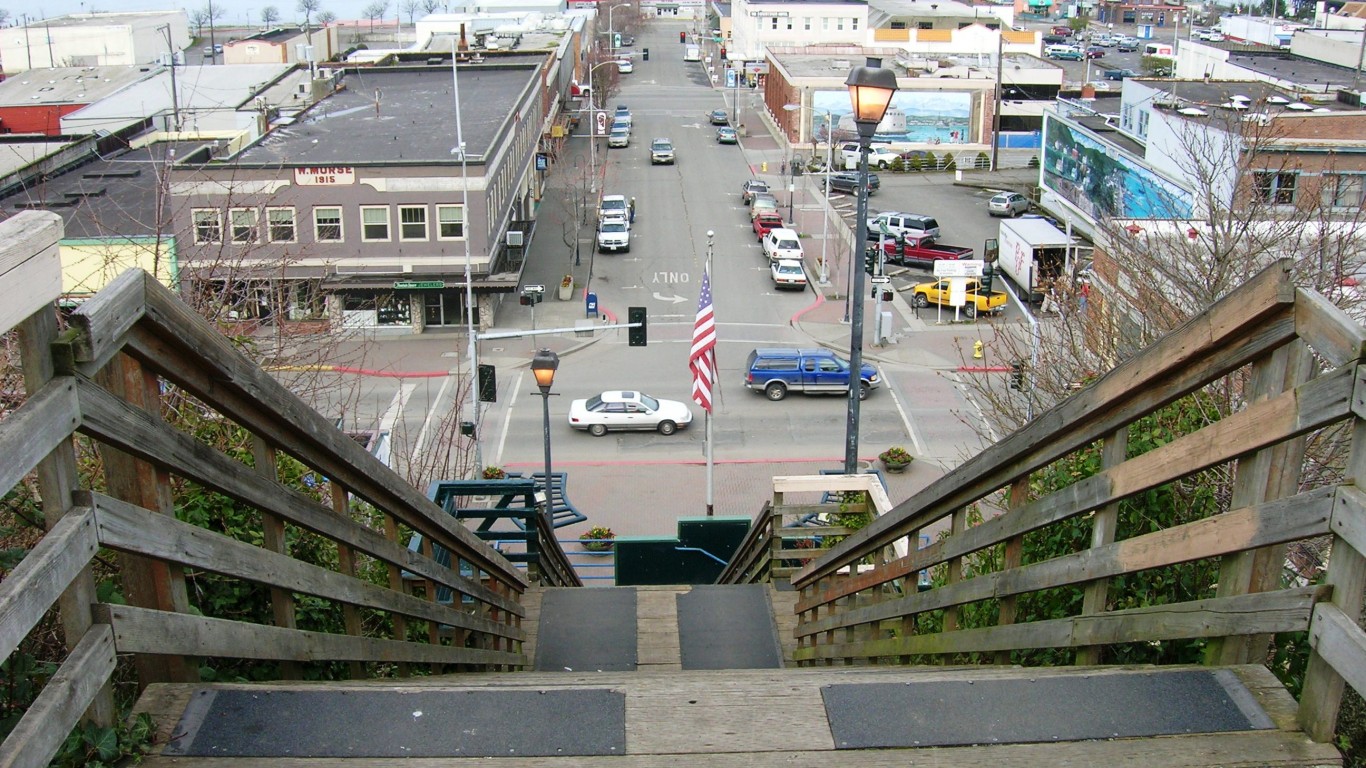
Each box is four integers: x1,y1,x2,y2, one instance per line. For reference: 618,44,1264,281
690,268,717,413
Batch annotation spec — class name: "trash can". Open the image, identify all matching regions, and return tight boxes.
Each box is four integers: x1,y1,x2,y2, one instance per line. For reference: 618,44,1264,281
643,48,649,60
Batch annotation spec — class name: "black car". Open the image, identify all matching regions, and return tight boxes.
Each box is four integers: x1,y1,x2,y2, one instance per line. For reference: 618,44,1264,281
827,171,880,195
1043,33,1069,44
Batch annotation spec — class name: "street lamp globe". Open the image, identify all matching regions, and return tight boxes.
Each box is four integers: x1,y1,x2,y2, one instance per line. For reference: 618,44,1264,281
845,58,899,144
531,348,559,394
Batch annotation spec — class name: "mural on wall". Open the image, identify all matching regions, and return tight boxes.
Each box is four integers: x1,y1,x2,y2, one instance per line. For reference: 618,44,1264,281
1042,113,1193,220
809,89,973,145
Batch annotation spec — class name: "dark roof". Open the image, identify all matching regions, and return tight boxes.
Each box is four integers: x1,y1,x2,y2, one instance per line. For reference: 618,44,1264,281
0,140,215,240
230,64,540,167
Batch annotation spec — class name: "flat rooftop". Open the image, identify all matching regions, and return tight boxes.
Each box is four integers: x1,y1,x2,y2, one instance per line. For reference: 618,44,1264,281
25,11,181,29
773,48,1052,81
1225,50,1360,92
232,64,540,166
1139,77,1357,112
0,67,154,107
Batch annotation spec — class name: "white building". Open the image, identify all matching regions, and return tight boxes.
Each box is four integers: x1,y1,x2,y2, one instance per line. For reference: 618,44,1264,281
0,12,190,75
728,0,872,62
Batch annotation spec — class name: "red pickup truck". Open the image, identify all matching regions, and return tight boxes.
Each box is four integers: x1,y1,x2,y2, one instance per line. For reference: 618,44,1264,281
873,233,974,268
753,213,785,241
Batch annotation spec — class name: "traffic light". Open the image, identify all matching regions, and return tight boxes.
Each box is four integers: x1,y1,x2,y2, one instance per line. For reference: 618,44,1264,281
1009,360,1025,391
864,244,881,276
628,306,647,346
477,363,497,403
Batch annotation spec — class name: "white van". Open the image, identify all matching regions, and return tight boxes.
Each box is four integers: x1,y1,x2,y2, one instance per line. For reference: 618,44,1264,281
762,228,804,262
1143,42,1175,58
684,45,702,62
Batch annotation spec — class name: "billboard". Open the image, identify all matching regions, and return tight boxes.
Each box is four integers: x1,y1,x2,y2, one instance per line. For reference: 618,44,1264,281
1041,112,1193,220
809,89,973,145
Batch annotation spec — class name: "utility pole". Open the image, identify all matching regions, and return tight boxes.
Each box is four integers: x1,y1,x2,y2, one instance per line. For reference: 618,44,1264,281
991,28,1004,171
157,25,182,132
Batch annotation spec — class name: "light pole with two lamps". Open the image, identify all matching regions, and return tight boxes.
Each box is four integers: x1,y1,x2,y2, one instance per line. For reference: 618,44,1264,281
530,349,560,513
585,58,623,194
842,58,898,475
781,102,835,286
606,2,629,46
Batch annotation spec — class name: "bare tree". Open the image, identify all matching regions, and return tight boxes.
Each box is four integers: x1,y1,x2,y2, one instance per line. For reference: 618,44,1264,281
261,5,281,28
200,1,226,55
401,0,420,25
420,0,443,13
297,0,320,29
363,1,390,31
317,9,337,26
0,10,10,27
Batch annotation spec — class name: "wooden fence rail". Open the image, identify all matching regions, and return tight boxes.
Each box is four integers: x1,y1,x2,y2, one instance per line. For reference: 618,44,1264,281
0,215,539,767
783,260,1366,744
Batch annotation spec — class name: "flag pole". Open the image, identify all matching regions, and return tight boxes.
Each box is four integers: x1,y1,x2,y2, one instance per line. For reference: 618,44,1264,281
704,230,715,516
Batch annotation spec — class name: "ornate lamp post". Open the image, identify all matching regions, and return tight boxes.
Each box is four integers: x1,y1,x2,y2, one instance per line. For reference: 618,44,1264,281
843,58,898,475
530,349,560,508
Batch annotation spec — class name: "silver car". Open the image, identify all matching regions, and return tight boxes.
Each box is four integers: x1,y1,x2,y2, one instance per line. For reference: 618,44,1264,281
988,191,1030,217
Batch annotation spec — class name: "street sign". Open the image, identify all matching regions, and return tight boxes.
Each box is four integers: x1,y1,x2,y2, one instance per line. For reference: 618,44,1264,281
393,280,445,289
933,259,986,278
870,275,891,284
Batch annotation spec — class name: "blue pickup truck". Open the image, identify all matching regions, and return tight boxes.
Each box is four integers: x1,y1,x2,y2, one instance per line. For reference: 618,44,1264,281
744,348,881,401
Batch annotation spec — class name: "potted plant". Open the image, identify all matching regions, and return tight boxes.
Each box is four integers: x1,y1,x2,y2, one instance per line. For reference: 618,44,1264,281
481,466,507,480
558,273,575,301
580,525,615,554
878,446,914,473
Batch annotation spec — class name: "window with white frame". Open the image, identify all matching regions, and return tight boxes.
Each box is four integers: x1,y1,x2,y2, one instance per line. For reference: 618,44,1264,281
852,18,859,30
837,18,844,30
891,20,906,28
1137,109,1149,138
804,17,811,30
771,17,778,29
1120,103,1133,132
1322,174,1364,209
361,206,391,241
314,206,342,242
399,205,428,240
266,207,296,242
822,17,829,30
230,208,258,243
193,208,221,243
1254,171,1297,205
437,205,465,239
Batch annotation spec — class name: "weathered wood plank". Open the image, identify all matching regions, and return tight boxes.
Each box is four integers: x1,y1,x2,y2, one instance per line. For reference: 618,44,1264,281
1076,429,1126,666
62,267,148,372
0,212,62,337
795,587,1323,661
797,261,1300,587
796,490,1333,636
1308,602,1366,699
796,368,1353,609
72,379,522,616
1333,485,1366,560
0,624,115,768
89,492,524,641
95,604,526,668
1294,286,1366,368
114,313,523,589
0,378,79,501
0,507,97,661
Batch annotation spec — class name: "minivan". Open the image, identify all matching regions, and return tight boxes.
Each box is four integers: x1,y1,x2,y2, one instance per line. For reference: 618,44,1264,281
762,228,803,262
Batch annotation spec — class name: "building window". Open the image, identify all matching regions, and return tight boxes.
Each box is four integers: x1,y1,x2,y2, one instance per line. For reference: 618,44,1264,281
837,18,845,30
399,205,428,240
1322,174,1364,209
804,17,811,30
314,206,342,242
192,208,221,243
852,18,859,30
230,208,258,243
918,21,934,29
771,17,778,29
822,17,830,31
1120,103,1133,132
361,206,390,241
1254,171,1297,205
786,17,793,30
1137,109,1149,138
266,207,296,242
891,21,906,28
437,204,465,239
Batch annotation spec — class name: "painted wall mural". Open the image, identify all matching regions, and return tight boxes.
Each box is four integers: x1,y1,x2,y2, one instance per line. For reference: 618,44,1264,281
808,89,974,145
1041,113,1193,220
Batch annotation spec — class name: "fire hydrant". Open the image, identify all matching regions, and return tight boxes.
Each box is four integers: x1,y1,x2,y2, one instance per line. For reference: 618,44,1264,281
973,340,984,359
761,161,768,173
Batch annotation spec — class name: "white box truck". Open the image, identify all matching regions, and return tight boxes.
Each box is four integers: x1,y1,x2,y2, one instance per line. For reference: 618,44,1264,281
684,45,702,62
998,217,1073,304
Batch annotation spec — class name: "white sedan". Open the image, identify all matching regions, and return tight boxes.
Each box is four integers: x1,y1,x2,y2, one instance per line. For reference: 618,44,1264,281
567,391,693,436
770,259,808,290
616,59,633,74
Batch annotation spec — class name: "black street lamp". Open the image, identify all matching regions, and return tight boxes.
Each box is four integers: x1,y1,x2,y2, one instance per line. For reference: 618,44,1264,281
530,349,560,510
843,57,898,475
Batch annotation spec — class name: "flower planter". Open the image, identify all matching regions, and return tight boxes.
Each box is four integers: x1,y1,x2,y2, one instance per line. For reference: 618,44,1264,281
558,281,574,301
581,540,614,556
881,458,912,474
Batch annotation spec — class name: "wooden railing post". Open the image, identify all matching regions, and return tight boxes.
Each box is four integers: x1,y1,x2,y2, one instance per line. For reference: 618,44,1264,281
942,508,968,638
1075,429,1127,666
250,434,301,680
994,476,1031,666
328,484,366,679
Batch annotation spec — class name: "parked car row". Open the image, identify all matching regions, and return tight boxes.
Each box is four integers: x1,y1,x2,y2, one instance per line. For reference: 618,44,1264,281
738,180,809,291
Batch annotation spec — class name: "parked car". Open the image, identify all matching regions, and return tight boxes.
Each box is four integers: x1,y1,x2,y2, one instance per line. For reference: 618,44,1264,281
596,219,630,253
567,390,692,436
1116,40,1139,52
750,194,780,221
616,59,633,74
741,179,771,204
898,149,936,168
839,142,899,170
1043,33,1069,45
613,105,631,128
203,46,216,57
1085,46,1105,59
650,137,675,164
1047,46,1084,61
598,193,629,220
987,191,1031,217
866,211,941,242
708,109,729,125
1091,34,1113,47
753,212,785,240
1105,68,1139,80
1051,25,1072,35
827,171,880,195
770,259,808,290
716,126,738,144
911,277,1007,318
761,227,803,262
744,348,880,401
608,126,630,148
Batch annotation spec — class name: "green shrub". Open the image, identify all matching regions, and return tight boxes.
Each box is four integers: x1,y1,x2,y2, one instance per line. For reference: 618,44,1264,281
889,157,906,173
1027,155,1040,168
908,153,923,171
975,151,991,170
942,153,957,172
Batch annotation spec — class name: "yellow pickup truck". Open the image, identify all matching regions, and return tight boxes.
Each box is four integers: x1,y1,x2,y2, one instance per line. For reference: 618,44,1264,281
910,278,1007,318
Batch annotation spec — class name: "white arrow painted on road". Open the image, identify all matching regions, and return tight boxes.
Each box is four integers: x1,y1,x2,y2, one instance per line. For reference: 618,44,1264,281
652,292,689,304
